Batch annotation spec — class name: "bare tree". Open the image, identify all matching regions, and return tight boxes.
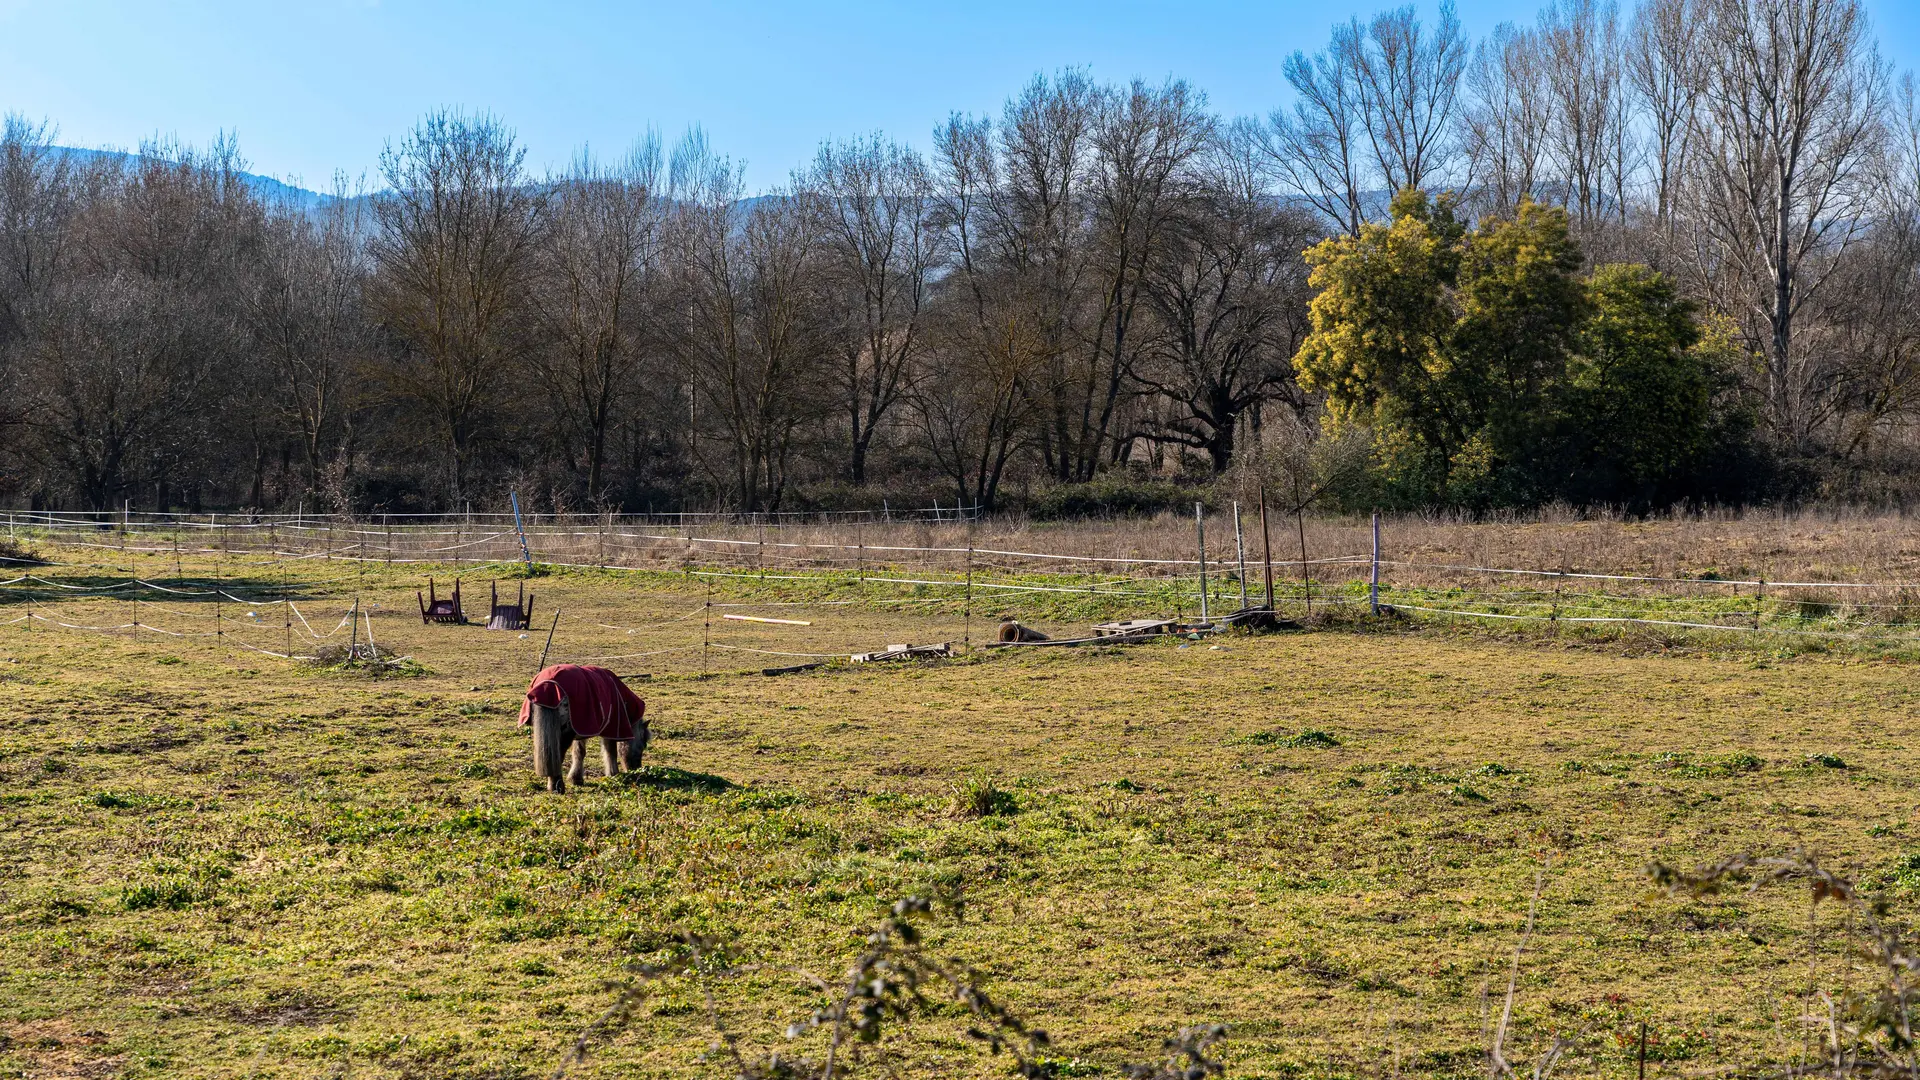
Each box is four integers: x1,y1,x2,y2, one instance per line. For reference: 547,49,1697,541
1131,130,1320,472
800,134,942,487
1539,0,1632,236
531,140,665,503
1083,80,1215,477
1825,75,1920,459
991,73,1103,484
244,176,374,507
368,110,545,504
669,131,830,511
1627,0,1701,250
1461,24,1555,215
0,115,76,477
23,140,259,509
1353,2,1471,197
924,113,1041,509
1264,24,1371,234
1682,0,1887,444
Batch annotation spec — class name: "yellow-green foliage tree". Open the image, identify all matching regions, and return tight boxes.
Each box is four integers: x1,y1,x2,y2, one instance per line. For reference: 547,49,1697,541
1296,189,1745,508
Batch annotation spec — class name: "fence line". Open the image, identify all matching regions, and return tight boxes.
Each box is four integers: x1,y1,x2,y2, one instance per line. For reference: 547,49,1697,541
1388,601,1920,643
16,510,1920,669
5,506,986,529
18,511,1920,592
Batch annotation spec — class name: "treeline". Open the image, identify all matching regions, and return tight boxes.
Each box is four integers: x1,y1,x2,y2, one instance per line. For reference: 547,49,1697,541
1,0,1916,515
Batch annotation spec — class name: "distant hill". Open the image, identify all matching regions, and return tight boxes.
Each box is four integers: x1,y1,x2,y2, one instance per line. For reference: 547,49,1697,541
52,147,335,211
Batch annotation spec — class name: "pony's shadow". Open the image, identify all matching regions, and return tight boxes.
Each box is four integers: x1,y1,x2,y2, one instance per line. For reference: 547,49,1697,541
613,765,734,794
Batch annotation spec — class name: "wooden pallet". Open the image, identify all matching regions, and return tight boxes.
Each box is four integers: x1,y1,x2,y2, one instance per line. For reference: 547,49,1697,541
850,642,953,663
1091,617,1175,637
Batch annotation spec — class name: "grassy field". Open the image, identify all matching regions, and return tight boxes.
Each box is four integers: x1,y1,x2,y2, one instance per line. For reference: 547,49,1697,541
2,548,1917,1078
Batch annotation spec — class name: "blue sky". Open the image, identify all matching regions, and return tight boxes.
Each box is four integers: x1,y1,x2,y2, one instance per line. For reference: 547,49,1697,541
3,0,1918,194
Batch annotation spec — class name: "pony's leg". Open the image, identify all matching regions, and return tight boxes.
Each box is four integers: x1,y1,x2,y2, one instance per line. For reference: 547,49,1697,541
601,737,622,776
568,740,586,786
532,704,568,793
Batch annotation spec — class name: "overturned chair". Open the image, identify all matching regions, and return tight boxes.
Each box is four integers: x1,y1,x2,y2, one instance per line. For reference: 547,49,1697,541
486,581,534,631
417,578,466,625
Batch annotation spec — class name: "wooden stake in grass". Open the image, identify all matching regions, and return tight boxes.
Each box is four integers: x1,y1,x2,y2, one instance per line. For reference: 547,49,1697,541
1551,567,1565,628
539,610,560,671
722,614,811,626
1297,505,1311,617
1259,489,1275,610
1234,501,1248,611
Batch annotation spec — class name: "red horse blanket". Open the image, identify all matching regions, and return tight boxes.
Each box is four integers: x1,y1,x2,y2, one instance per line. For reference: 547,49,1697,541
517,664,644,741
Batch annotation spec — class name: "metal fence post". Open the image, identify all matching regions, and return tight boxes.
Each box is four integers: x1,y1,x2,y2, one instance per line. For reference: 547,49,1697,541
1195,502,1209,623
1370,512,1381,615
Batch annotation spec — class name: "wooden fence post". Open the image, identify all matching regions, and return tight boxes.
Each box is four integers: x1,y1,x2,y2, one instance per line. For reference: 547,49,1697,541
1296,507,1311,617
1233,501,1248,611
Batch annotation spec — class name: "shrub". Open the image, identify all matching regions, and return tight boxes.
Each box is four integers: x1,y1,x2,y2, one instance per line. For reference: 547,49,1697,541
122,863,230,910
444,806,528,836
1650,751,1763,778
1887,852,1920,892
952,775,1019,818
1242,728,1340,748
1649,850,1916,1077
0,537,43,565
1027,477,1207,521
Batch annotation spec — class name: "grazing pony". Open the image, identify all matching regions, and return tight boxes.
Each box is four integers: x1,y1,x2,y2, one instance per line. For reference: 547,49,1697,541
517,664,649,793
